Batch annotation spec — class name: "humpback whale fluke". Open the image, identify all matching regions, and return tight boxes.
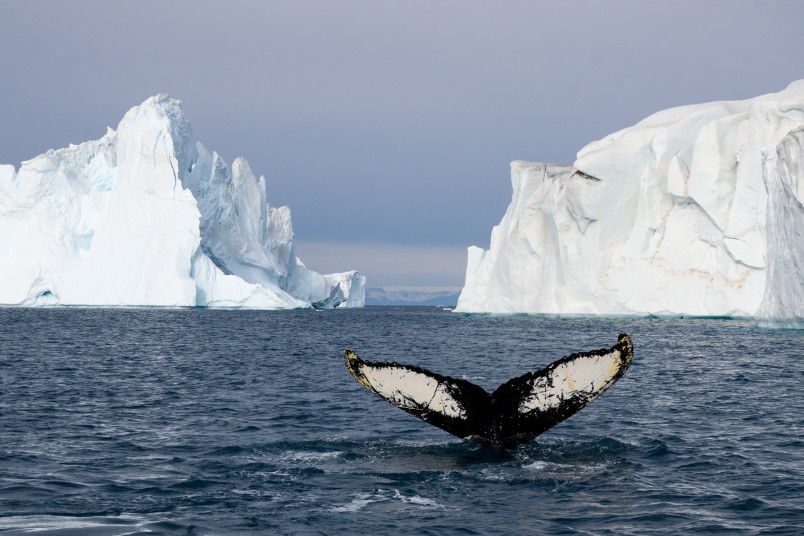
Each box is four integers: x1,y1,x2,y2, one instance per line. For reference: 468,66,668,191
344,333,634,446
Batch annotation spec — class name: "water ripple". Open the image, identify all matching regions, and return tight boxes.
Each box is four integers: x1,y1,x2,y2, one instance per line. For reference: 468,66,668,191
1,308,802,535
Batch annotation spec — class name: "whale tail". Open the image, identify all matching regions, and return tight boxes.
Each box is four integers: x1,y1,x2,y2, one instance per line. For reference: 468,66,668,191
344,333,634,446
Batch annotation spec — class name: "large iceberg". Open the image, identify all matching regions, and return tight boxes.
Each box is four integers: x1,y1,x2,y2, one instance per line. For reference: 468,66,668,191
456,81,804,321
0,94,365,308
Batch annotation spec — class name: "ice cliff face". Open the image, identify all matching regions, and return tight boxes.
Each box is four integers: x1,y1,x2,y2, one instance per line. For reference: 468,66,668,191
0,94,365,308
456,81,804,320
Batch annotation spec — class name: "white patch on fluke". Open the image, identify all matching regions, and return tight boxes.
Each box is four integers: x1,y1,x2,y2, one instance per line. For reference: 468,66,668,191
360,365,465,419
518,348,623,414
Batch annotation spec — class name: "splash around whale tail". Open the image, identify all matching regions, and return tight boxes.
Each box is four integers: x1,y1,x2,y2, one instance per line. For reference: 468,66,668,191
344,334,634,446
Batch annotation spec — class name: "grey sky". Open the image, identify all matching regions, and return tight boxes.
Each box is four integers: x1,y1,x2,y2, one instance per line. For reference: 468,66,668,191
1,1,803,287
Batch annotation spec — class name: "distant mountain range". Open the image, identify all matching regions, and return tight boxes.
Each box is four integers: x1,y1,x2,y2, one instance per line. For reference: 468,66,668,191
365,287,461,306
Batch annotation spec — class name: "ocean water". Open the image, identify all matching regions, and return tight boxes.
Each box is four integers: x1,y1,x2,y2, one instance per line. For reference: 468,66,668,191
1,307,802,535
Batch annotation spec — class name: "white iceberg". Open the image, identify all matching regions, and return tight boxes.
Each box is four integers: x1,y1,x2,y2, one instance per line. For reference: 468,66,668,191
0,94,365,308
456,80,804,321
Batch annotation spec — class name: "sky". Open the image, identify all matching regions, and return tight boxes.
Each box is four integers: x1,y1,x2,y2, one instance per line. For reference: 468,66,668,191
1,1,803,288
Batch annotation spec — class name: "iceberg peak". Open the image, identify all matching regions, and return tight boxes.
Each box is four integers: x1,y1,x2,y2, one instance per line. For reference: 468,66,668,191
0,95,365,309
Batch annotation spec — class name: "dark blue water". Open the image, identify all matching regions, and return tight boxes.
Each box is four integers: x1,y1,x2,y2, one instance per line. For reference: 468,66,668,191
1,307,802,535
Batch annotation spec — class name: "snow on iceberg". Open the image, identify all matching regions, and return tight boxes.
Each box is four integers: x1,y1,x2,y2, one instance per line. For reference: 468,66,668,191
456,81,804,320
0,94,365,308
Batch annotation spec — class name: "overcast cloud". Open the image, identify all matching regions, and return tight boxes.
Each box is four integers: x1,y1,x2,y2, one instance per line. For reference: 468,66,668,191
1,1,803,287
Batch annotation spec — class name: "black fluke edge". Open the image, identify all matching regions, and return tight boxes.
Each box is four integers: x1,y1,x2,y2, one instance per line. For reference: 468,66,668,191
344,333,634,447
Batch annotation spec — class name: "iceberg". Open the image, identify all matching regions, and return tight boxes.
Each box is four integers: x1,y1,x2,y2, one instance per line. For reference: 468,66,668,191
456,81,804,320
0,94,365,308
